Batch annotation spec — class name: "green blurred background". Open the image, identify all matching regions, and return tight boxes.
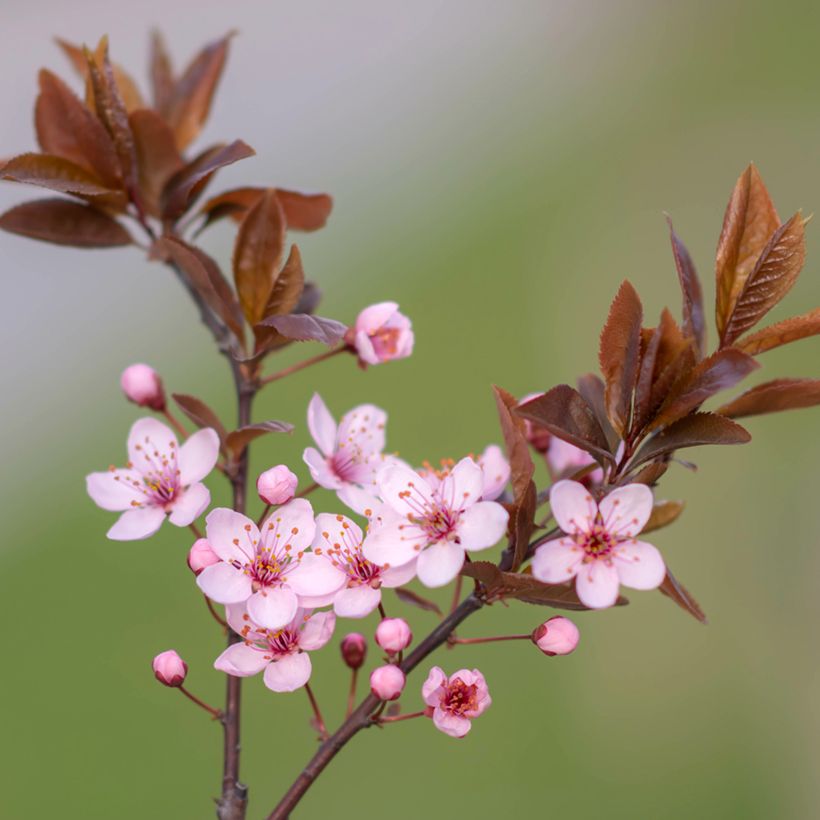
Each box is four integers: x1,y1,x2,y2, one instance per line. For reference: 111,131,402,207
2,1,820,817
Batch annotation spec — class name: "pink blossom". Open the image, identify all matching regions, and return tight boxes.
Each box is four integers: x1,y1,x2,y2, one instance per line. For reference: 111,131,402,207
153,650,187,687
370,664,405,700
340,633,368,669
531,480,666,609
349,301,414,366
120,363,165,411
86,418,219,541
310,513,416,618
532,616,580,656
546,437,604,485
196,500,346,631
215,606,335,693
363,458,509,588
422,666,491,738
375,618,412,654
257,465,298,506
418,445,510,502
187,538,220,576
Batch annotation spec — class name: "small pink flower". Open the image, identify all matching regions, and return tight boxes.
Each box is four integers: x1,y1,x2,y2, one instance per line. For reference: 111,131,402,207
153,650,187,687
531,480,665,609
417,445,510,502
86,418,219,541
422,666,491,738
257,465,298,506
546,437,604,485
370,664,405,700
187,538,220,576
196,500,346,631
532,616,580,656
311,513,416,618
215,606,335,693
363,458,509,588
340,633,368,669
121,363,165,411
375,618,412,654
349,301,414,366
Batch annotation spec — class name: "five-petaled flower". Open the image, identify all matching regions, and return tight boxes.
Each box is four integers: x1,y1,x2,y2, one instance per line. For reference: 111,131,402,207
363,457,509,588
215,606,335,692
419,445,511,502
422,666,491,738
531,480,666,609
196,500,345,631
310,513,416,618
86,418,219,540
349,301,414,366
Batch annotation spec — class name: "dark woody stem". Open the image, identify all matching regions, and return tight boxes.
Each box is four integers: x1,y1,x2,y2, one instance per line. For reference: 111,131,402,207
259,346,346,386
179,685,223,720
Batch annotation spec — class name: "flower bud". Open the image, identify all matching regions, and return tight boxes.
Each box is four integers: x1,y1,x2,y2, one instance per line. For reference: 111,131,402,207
340,633,368,670
257,465,298,506
347,302,414,366
120,363,166,411
187,538,220,576
519,392,551,454
152,650,188,687
531,616,580,656
369,664,405,701
375,618,412,654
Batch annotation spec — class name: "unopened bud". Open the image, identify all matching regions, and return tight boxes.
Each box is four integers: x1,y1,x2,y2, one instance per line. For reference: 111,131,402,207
375,618,412,654
257,465,298,506
519,392,551,454
121,363,166,411
187,538,219,576
531,616,580,656
340,633,368,670
370,664,405,701
152,650,188,687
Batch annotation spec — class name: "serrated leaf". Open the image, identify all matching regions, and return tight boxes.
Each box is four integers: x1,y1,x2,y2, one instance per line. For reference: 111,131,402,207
667,217,706,355
172,393,228,446
735,307,820,356
225,421,294,459
2,153,124,202
599,280,643,435
659,569,707,623
259,314,347,346
641,500,685,534
0,198,132,248
718,378,820,419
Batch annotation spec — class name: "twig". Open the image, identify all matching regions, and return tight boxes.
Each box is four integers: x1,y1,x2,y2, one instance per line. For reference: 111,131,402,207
259,347,346,386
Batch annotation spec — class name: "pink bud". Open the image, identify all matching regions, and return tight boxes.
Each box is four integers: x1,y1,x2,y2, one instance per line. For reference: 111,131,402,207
152,650,188,687
340,633,368,670
519,392,551,454
187,538,220,576
257,465,298,506
120,363,166,411
370,664,405,701
531,616,580,656
375,618,413,654
347,302,414,366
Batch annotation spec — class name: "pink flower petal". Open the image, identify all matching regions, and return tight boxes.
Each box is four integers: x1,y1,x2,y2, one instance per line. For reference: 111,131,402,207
353,331,379,365
433,707,472,738
197,563,253,604
299,610,336,650
531,538,583,583
336,484,381,515
380,558,418,588
612,539,666,590
416,541,465,588
336,403,388,456
86,469,143,511
106,506,166,541
287,553,347,598
549,480,597,535
575,559,620,609
356,301,399,334
313,513,363,547
127,417,177,475
599,484,654,538
205,508,258,563
260,498,316,554
377,463,434,517
421,666,447,707
263,652,312,692
439,457,484,511
455,501,509,552
334,585,382,618
362,515,426,568
247,587,299,631
168,482,210,527
214,642,269,677
479,445,510,500
307,393,337,456
303,446,342,490
178,428,220,485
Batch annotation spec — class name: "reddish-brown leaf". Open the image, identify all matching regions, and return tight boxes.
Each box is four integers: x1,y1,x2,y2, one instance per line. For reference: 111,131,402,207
735,307,820,355
599,280,643,435
149,30,175,116
576,373,619,451
515,385,615,466
718,378,820,419
629,460,669,486
649,348,759,431
195,186,264,234
172,393,228,447
165,32,233,151
225,420,294,459
34,70,122,188
129,109,183,217
493,387,535,502
275,189,334,231
393,586,442,616
715,164,780,340
632,412,750,470
258,314,347,346
232,189,285,326
161,140,255,219
2,153,124,202
641,500,685,534
0,198,133,248
721,213,806,346
659,569,707,624
667,217,705,355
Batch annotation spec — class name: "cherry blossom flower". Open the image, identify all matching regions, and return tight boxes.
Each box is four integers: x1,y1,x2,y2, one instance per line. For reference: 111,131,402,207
348,301,414,366
419,445,510,502
121,363,165,410
546,437,604,485
531,616,580,656
153,650,187,687
531,480,665,609
196,500,346,631
257,465,298,505
422,666,491,738
86,418,219,541
310,513,416,618
363,458,509,588
214,606,335,693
